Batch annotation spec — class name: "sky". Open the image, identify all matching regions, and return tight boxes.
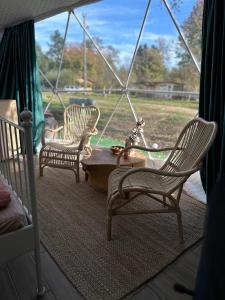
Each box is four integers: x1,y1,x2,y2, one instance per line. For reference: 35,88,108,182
35,0,199,67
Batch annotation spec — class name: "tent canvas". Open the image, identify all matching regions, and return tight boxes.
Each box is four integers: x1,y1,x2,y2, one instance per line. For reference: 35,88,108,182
0,0,100,31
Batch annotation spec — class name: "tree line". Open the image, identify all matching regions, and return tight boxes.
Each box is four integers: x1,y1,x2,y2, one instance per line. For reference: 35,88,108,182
36,0,203,92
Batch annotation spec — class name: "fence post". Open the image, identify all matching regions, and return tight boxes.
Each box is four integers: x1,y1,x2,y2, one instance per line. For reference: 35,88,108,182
20,108,45,297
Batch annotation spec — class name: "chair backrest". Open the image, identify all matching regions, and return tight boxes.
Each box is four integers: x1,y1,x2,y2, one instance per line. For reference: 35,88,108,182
162,117,217,174
63,104,100,142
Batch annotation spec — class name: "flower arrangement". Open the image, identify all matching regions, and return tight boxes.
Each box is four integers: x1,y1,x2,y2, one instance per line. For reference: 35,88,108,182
124,118,145,159
127,117,145,145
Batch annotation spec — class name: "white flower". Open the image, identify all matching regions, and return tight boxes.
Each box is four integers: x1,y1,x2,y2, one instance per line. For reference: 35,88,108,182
152,143,158,149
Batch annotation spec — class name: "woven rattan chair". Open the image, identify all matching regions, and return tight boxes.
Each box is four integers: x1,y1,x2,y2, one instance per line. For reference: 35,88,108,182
107,117,217,243
39,104,100,182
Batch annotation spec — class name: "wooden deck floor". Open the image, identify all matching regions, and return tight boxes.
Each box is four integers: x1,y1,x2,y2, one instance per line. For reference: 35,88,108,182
1,240,202,300
1,157,204,299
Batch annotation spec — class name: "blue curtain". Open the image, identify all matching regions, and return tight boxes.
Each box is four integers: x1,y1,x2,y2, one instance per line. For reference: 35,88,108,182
0,20,44,150
199,0,225,197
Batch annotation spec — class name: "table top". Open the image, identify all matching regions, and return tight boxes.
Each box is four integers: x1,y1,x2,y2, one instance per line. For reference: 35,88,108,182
81,147,146,167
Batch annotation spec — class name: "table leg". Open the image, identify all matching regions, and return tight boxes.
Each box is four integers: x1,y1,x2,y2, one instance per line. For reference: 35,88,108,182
82,166,89,181
85,172,89,181
124,192,129,199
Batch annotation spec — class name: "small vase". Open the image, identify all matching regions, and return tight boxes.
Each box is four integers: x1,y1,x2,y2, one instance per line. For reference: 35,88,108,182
130,141,139,156
124,138,132,159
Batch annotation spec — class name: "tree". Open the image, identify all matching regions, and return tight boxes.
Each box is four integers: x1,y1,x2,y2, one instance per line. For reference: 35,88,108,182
103,45,120,66
47,30,64,66
173,0,204,91
59,40,120,89
133,44,166,85
169,0,183,11
178,0,204,66
118,65,129,83
36,43,49,74
87,46,120,89
156,37,173,64
38,25,121,89
85,36,104,51
64,44,83,72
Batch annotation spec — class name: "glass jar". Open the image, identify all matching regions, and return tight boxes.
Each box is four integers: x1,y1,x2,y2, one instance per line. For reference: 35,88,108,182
124,138,132,159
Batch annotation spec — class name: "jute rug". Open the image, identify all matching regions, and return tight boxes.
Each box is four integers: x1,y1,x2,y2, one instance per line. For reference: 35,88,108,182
36,168,205,300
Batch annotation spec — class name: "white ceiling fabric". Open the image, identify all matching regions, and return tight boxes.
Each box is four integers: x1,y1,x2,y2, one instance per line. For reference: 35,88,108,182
0,0,100,30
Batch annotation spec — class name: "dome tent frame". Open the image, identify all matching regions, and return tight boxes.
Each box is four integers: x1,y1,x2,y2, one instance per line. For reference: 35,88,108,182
39,0,200,152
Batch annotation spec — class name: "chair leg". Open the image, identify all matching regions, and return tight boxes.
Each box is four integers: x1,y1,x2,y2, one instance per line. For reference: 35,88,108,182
124,192,129,199
85,172,88,181
39,166,43,177
107,211,112,241
39,148,44,177
85,146,92,156
176,209,184,244
76,168,80,183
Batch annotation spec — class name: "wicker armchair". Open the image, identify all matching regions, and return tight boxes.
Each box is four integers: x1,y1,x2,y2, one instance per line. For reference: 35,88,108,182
39,104,100,182
107,118,217,243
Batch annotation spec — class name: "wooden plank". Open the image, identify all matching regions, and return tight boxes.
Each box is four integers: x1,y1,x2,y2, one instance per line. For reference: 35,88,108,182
144,243,202,300
0,99,20,160
40,291,56,300
41,251,84,300
192,242,203,257
129,286,162,300
149,274,192,300
164,248,200,286
176,251,200,274
3,239,203,300
40,244,47,254
7,253,50,300
0,226,34,265
167,262,197,288
0,100,18,123
0,266,18,300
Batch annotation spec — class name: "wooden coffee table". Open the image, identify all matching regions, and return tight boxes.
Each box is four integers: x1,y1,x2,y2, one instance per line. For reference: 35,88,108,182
81,147,146,192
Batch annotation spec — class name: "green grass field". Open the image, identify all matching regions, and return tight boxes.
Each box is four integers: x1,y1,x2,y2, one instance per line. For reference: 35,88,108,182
42,92,198,157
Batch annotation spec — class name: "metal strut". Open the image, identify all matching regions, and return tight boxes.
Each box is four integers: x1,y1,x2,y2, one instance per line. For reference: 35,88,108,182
39,1,201,149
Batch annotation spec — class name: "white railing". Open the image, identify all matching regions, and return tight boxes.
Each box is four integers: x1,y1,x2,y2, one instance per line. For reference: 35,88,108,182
41,88,199,100
0,109,45,297
0,117,30,211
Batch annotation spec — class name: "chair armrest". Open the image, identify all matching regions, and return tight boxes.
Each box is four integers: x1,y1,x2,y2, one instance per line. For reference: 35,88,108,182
45,126,64,134
86,127,98,137
116,145,182,167
41,126,64,146
91,127,98,136
118,165,201,198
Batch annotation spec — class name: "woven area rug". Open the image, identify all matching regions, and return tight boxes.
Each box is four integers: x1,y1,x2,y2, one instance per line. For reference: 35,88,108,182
36,168,205,300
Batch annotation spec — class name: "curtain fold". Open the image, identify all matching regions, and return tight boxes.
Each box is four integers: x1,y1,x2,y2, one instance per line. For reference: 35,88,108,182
199,0,225,198
0,20,44,150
